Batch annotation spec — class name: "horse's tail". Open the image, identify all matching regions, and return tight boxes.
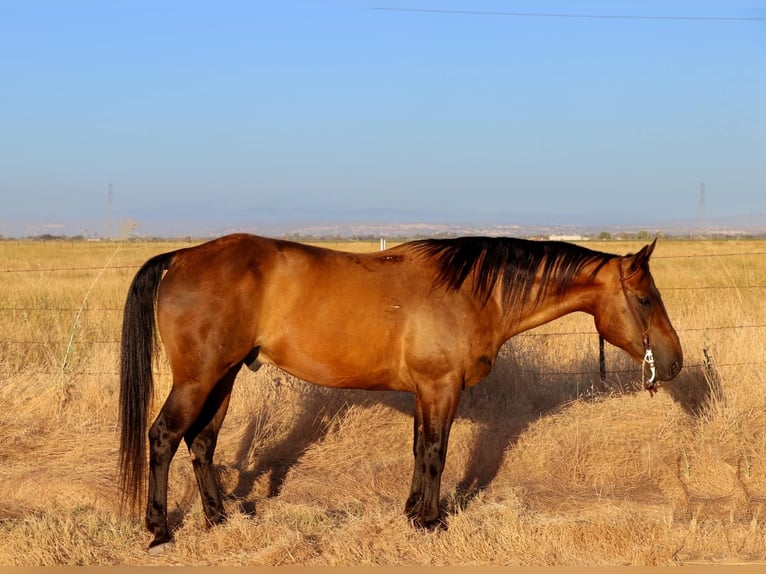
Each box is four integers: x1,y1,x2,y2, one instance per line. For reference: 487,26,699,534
118,250,176,513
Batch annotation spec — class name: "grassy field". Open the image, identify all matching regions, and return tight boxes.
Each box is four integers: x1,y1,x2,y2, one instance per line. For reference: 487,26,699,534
0,236,764,565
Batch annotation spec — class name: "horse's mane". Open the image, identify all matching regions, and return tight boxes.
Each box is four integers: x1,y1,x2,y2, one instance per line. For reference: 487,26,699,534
410,237,615,312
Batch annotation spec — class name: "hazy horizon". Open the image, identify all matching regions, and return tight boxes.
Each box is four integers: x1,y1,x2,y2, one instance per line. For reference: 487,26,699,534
3,204,764,239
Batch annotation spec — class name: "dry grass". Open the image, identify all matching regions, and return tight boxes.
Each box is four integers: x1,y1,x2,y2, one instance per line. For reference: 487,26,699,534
0,237,765,565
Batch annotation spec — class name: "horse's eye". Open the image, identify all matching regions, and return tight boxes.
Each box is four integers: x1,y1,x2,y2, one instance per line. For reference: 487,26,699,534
638,296,651,307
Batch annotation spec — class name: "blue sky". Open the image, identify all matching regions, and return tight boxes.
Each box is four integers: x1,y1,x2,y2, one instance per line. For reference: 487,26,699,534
1,1,764,236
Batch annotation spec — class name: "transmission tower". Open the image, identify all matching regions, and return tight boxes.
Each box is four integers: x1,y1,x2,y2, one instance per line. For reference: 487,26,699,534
699,182,707,238
106,183,113,240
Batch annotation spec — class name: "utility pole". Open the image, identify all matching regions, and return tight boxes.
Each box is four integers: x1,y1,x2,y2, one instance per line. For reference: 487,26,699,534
699,182,707,239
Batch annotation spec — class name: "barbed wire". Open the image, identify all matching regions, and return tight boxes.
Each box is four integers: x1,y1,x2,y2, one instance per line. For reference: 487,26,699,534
1,249,765,274
2,250,763,381
0,285,764,314
2,322,765,346
0,265,139,274
653,251,766,259
0,307,124,311
12,361,764,378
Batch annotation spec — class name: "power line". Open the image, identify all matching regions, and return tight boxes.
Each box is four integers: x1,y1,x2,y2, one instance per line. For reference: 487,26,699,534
371,7,766,22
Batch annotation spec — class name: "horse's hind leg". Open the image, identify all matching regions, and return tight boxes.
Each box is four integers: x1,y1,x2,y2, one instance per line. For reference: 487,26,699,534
184,365,240,527
145,377,222,549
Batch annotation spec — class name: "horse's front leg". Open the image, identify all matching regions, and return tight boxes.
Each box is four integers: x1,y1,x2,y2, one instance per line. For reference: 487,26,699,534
405,394,426,519
405,383,461,530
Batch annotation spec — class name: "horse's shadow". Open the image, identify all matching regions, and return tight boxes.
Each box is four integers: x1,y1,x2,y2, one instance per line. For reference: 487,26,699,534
222,342,717,522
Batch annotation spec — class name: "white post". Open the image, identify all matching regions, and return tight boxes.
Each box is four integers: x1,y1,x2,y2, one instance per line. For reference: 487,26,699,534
380,237,386,251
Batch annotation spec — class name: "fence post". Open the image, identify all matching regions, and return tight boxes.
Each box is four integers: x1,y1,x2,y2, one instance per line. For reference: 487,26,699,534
599,335,606,381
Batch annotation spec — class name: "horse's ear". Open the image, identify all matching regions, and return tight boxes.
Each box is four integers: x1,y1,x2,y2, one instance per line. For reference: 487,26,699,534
642,237,657,259
627,238,657,273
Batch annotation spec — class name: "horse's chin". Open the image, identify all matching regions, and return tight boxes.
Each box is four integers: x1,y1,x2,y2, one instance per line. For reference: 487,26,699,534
656,363,682,382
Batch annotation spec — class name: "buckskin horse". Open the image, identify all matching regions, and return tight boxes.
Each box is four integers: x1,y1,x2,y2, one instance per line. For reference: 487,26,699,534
119,233,682,550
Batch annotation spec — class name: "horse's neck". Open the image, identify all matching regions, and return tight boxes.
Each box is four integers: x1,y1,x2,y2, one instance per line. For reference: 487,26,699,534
498,275,601,340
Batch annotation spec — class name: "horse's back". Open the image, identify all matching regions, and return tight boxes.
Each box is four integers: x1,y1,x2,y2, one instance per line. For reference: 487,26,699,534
155,234,436,391
252,238,431,390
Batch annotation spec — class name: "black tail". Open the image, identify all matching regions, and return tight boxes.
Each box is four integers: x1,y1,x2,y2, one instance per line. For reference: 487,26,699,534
118,250,176,513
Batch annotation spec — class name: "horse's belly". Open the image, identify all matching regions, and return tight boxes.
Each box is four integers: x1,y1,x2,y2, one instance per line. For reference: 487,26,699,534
256,333,412,392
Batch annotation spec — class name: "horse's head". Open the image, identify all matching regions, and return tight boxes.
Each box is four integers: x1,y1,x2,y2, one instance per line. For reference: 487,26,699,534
594,239,683,384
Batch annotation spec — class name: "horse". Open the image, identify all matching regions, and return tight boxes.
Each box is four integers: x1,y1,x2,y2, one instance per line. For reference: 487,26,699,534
118,233,683,550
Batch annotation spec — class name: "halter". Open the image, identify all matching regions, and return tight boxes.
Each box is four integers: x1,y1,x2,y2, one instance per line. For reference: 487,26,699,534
619,259,658,396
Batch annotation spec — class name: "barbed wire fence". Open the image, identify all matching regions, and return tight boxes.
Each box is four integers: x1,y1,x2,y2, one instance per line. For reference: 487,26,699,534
1,249,765,378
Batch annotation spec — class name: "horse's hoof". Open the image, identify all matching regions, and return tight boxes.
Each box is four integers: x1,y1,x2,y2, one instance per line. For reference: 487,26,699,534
412,515,447,532
147,540,174,556
404,506,421,522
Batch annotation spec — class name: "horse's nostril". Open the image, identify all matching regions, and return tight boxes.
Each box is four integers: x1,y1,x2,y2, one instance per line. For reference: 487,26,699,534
671,361,680,376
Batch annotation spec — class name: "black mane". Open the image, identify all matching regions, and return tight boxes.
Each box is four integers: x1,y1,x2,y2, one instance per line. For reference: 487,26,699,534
411,236,615,312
